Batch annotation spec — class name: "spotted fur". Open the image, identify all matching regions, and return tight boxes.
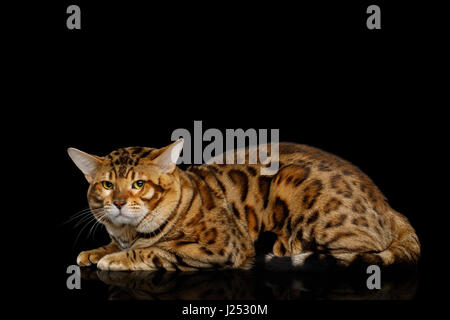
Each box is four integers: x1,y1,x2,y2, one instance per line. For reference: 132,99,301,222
69,141,420,271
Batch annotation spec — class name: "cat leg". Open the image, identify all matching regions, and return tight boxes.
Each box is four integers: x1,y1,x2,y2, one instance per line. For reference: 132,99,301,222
158,240,255,270
97,240,253,271
263,252,314,271
77,241,120,266
97,247,204,271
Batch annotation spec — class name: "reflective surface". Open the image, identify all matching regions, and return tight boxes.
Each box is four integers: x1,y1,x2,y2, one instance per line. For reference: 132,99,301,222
81,266,419,300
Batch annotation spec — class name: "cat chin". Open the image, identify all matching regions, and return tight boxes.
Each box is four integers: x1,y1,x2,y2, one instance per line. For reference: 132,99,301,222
106,211,143,227
104,207,147,227
110,215,136,226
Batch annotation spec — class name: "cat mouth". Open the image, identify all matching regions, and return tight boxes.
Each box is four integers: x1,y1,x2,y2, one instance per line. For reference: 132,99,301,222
110,213,135,225
108,211,145,226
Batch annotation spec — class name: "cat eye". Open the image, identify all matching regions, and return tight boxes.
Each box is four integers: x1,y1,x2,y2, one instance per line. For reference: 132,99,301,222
101,181,114,190
132,180,145,190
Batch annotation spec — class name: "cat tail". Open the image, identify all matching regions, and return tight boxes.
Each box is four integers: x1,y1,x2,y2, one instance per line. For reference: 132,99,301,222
365,210,421,266
262,211,420,271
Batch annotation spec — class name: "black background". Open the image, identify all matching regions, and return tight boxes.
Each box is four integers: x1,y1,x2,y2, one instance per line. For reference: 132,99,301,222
7,0,446,317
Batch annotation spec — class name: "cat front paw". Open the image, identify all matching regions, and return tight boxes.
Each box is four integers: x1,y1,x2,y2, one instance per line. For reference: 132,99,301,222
77,250,104,266
97,252,134,271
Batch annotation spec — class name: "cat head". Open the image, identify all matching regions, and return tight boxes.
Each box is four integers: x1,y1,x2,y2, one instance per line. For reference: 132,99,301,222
67,139,184,232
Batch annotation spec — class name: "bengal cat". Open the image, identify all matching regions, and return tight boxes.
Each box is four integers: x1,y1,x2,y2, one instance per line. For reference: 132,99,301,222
68,139,420,271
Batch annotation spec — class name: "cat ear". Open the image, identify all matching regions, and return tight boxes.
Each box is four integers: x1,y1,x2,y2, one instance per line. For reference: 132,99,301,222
153,138,184,173
67,148,104,183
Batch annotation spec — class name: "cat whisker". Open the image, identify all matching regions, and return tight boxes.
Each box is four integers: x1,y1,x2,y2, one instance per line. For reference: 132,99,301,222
73,213,99,228
61,207,104,226
72,217,99,249
71,211,107,248
86,213,107,240
92,217,106,241
60,210,92,225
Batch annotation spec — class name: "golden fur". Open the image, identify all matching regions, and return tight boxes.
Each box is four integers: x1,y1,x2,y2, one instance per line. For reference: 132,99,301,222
68,140,420,271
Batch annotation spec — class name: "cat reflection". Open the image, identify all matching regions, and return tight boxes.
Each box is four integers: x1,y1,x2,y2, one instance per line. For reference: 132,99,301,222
81,267,419,300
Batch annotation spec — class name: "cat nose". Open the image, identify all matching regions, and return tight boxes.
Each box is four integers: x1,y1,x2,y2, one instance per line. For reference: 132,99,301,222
113,200,127,209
